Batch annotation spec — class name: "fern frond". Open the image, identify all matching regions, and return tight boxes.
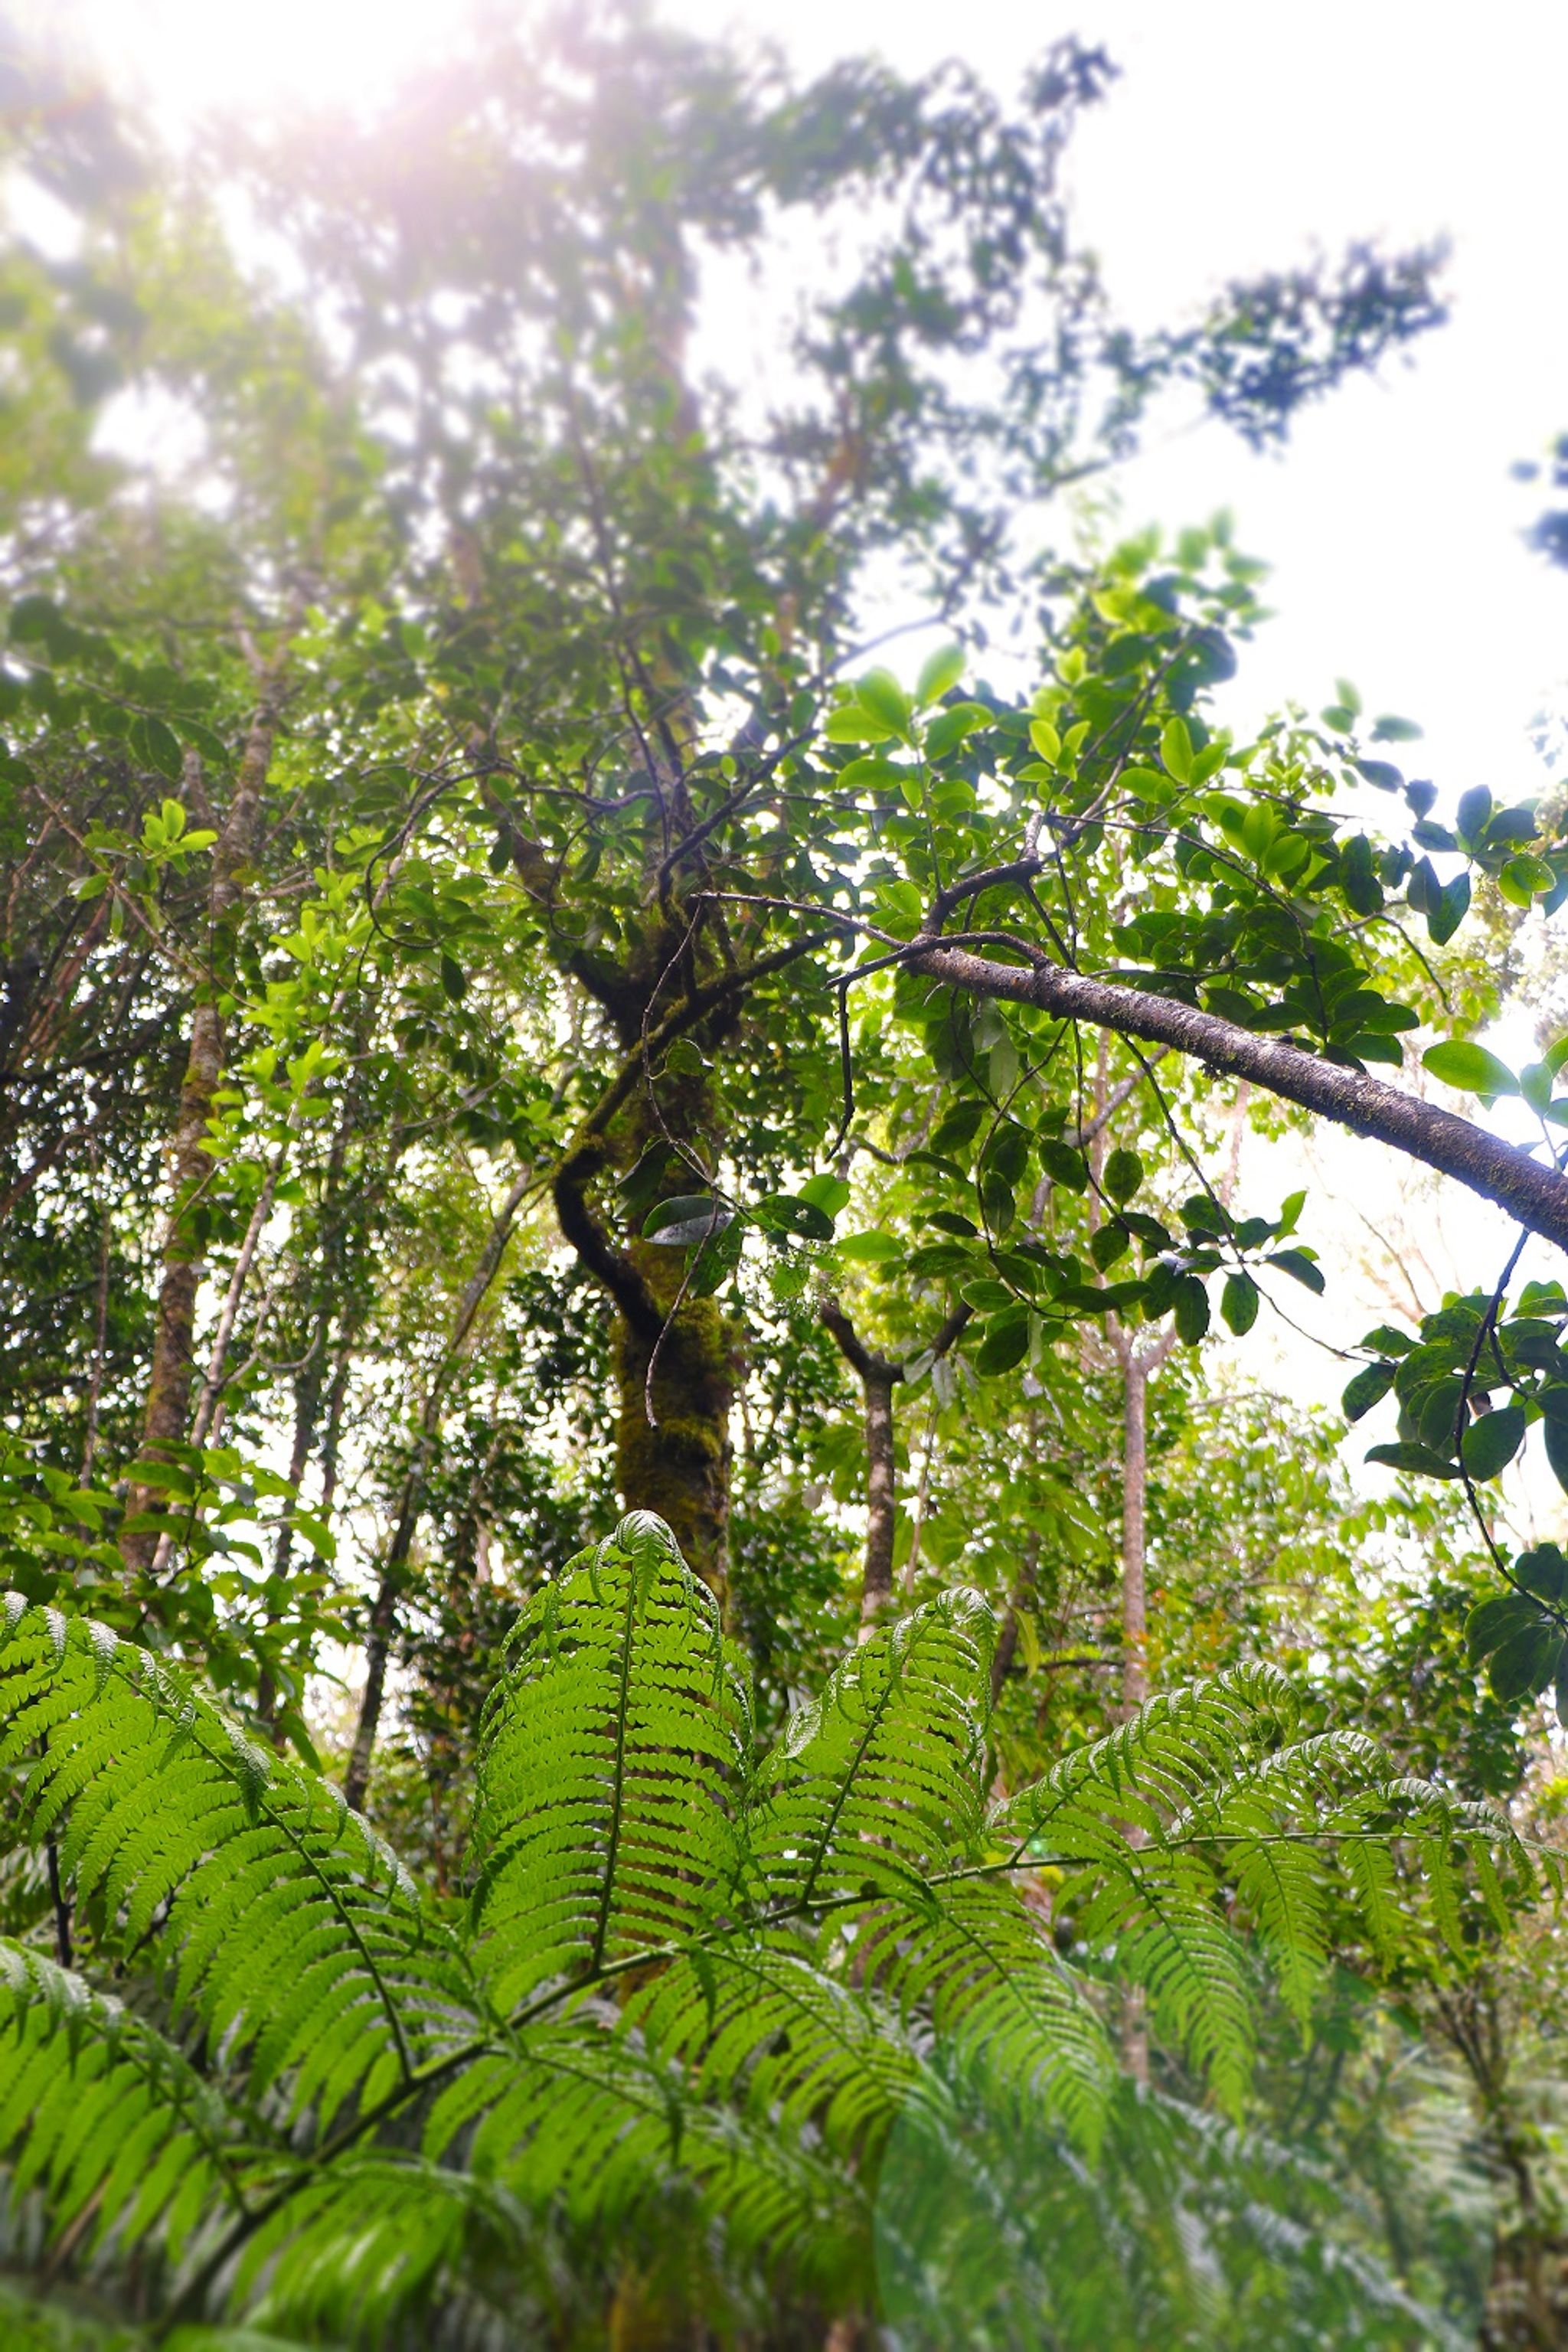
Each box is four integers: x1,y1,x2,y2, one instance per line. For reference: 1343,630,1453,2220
994,1671,1527,2097
420,2008,868,2280
859,1877,1116,2145
0,1606,475,2137
0,1943,243,2264
0,1530,1527,2347
234,2156,514,2343
998,1666,1295,1854
469,1513,748,2009
746,1586,993,1909
630,1939,918,2151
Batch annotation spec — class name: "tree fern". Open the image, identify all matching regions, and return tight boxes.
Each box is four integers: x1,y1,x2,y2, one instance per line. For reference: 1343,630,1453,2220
0,1517,1530,2343
469,1511,748,2007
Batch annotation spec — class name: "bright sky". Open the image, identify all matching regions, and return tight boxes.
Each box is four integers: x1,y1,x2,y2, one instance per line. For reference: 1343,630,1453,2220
30,0,1568,792
25,0,1568,1465
38,0,1568,799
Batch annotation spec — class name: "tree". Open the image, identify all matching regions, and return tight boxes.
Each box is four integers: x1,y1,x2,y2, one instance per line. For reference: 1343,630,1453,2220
5,5,1567,2343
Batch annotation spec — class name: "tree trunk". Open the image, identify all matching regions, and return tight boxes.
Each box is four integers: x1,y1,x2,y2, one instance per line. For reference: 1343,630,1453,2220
1119,1354,1151,1717
121,695,283,1581
612,1274,737,1602
554,1105,738,1609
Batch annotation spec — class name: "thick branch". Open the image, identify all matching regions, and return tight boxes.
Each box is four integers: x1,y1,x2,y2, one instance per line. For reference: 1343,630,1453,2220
550,932,835,1340
570,931,834,1153
907,944,1568,1256
553,1145,664,1342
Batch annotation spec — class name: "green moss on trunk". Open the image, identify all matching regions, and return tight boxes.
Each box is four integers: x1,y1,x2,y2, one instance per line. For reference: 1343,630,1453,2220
614,1276,737,1609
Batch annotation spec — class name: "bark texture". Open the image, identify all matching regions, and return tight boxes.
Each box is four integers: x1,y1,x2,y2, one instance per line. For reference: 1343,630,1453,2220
122,706,282,1578
908,942,1568,1256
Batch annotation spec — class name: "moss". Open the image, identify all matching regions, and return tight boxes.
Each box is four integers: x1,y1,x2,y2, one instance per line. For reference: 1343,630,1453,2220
614,1285,739,1611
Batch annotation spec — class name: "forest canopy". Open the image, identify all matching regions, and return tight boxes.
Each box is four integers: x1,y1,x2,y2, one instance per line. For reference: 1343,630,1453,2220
3,6,1568,2347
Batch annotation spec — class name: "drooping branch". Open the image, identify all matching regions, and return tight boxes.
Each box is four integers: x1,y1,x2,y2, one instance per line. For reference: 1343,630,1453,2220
906,942,1568,1256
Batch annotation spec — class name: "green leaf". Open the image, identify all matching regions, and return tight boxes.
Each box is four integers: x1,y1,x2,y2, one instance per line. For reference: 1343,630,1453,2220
129,713,185,782
1488,1620,1562,1706
1364,1442,1462,1479
1421,1040,1518,1097
1159,717,1193,782
960,1277,1015,1312
923,704,985,760
916,645,965,707
1267,1249,1325,1295
1172,1276,1210,1345
1501,852,1554,906
1521,1060,1553,1114
643,1195,732,1244
981,1173,1015,1235
974,1307,1031,1376
1361,1323,1413,1355
855,668,911,737
1340,834,1383,916
1425,873,1471,946
1275,1189,1308,1237
1455,785,1493,846
824,705,895,745
663,1037,707,1076
1220,1272,1259,1336
1341,1361,1396,1422
752,1193,834,1243
1544,1413,1568,1496
836,754,906,791
799,1173,851,1219
691,1215,745,1295
1039,1141,1088,1192
1102,1148,1142,1204
838,1231,902,1263
1460,1405,1525,1481
1466,1592,1540,1661
1516,1544,1567,1603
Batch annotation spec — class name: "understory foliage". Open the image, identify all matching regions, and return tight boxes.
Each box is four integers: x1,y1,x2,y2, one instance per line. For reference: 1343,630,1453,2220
0,1512,1536,2347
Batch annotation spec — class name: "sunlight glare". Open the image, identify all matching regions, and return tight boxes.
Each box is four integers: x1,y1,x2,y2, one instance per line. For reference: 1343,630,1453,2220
41,0,469,132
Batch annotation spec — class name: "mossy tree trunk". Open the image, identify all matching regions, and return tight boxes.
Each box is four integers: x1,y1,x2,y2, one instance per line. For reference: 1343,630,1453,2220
553,1012,740,1609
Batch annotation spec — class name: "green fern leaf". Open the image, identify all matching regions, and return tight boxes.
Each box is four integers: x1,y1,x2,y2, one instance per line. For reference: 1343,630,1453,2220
469,1513,748,2009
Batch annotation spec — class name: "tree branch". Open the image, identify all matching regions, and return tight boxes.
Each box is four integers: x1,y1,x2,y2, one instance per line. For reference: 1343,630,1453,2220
906,943,1568,1256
